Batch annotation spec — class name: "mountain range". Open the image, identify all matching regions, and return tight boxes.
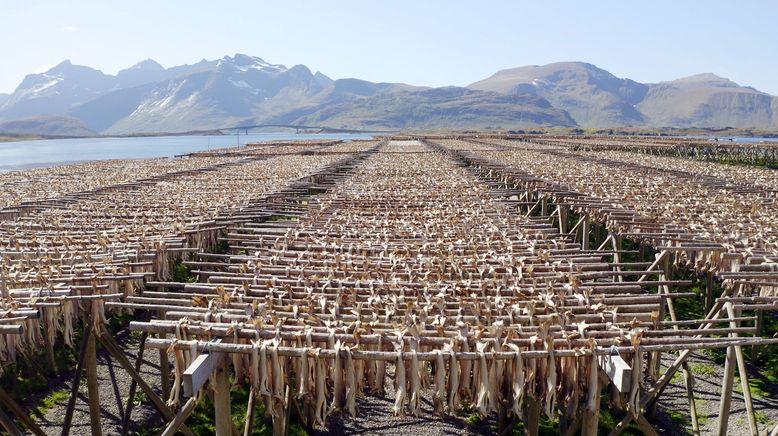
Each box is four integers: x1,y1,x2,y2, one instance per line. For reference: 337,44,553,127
0,54,776,136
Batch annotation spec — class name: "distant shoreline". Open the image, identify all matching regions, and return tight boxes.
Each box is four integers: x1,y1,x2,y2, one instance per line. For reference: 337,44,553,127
4,126,778,143
0,160,91,173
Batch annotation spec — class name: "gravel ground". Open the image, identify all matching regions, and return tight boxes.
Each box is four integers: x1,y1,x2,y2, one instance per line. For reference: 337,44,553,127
24,331,164,435
655,351,778,436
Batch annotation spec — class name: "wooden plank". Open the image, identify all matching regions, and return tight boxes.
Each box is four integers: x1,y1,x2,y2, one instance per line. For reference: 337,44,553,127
598,354,632,392
183,343,225,398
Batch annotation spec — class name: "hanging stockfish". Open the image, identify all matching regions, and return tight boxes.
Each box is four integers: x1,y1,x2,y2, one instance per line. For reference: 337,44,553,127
445,340,460,413
541,322,557,417
298,346,310,400
313,348,327,426
474,340,499,416
1,331,19,364
62,298,74,347
230,321,245,384
489,322,505,413
408,336,422,416
250,338,261,396
456,321,472,403
331,340,345,413
432,349,447,415
374,335,386,394
24,317,41,349
344,344,357,417
627,329,644,418
168,340,184,408
43,306,58,347
90,290,108,333
391,330,407,416
270,337,285,420
259,338,272,408
506,343,525,416
585,339,599,414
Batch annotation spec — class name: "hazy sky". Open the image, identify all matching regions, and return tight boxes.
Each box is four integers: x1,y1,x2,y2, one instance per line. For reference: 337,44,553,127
2,1,777,94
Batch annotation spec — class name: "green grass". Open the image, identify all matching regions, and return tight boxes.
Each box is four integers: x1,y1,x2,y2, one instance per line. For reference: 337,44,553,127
667,407,691,427
695,399,710,426
733,375,770,399
214,240,231,254
171,261,198,283
690,363,717,378
465,413,483,426
0,327,81,404
32,389,70,420
755,411,771,425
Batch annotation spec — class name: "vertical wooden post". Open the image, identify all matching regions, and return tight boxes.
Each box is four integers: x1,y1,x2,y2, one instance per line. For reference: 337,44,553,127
725,303,759,436
558,205,568,234
581,379,601,436
717,345,736,436
213,359,232,436
61,324,91,436
540,196,547,217
581,214,589,250
121,332,148,436
159,310,171,402
42,310,59,377
752,310,763,362
682,362,701,436
85,328,103,436
524,397,540,436
705,273,714,313
612,235,623,282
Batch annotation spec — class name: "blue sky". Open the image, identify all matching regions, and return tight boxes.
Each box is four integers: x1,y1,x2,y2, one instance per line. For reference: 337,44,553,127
2,1,776,94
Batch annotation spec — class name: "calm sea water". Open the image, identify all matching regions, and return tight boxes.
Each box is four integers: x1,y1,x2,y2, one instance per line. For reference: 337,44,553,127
0,132,374,172
683,135,778,143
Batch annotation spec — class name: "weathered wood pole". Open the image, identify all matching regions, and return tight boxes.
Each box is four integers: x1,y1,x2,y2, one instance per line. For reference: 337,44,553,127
558,204,568,234
524,397,541,436
213,360,232,436
717,345,736,436
85,329,103,436
725,303,758,436
0,406,23,436
159,309,171,402
581,379,601,436
0,389,46,436
243,389,256,436
61,325,92,436
160,396,198,436
121,332,148,436
682,361,700,436
705,273,714,313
